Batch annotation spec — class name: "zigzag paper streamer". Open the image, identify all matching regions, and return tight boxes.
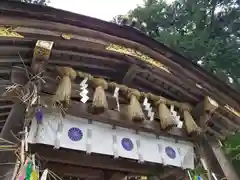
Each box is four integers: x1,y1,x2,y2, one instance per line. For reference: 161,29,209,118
170,105,183,128
143,97,154,121
79,77,89,103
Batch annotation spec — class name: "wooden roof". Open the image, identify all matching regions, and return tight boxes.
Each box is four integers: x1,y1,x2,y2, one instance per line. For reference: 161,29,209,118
0,0,239,140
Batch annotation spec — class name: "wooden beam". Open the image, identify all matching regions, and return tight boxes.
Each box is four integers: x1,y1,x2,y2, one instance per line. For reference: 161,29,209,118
31,40,54,75
191,96,218,129
122,65,140,85
0,112,9,117
158,168,183,180
215,112,240,129
45,162,104,180
210,141,239,180
66,100,189,140
30,144,161,175
0,66,27,179
108,172,126,180
206,127,225,140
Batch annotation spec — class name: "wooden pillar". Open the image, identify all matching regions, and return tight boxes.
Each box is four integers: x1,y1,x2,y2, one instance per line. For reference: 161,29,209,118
0,66,27,180
210,141,239,180
0,103,26,180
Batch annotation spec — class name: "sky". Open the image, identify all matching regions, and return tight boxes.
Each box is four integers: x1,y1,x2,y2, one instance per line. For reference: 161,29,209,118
50,0,174,21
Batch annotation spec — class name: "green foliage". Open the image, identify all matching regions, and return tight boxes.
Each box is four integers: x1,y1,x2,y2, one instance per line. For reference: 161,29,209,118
128,0,240,174
129,0,240,89
15,0,49,5
223,132,240,175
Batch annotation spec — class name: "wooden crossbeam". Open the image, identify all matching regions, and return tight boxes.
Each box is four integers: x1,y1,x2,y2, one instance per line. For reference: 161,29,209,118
0,67,27,179
191,96,218,129
45,162,104,180
122,65,140,85
66,100,188,140
108,172,126,180
30,144,162,175
31,40,54,75
158,168,183,180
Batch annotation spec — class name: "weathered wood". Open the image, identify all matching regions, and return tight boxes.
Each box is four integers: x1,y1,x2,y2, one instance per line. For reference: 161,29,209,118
108,173,126,180
215,112,240,129
122,65,140,85
45,162,104,180
30,144,162,175
0,103,26,180
67,100,189,140
210,142,239,180
191,96,218,128
206,127,225,140
0,66,27,180
0,12,239,109
157,168,183,180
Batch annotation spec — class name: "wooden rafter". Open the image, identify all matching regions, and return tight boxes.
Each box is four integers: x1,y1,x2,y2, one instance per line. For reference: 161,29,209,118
45,162,104,180
191,96,218,129
30,144,163,175
122,64,140,85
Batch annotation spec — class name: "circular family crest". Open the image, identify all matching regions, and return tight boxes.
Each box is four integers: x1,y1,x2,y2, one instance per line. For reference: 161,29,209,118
68,127,83,141
121,138,134,151
165,146,176,159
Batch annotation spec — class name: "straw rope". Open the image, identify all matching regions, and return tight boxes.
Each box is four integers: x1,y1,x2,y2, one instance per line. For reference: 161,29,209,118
76,70,201,133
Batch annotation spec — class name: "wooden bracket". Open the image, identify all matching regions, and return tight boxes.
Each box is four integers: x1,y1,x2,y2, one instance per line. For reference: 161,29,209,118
122,65,140,85
191,96,218,129
31,40,54,75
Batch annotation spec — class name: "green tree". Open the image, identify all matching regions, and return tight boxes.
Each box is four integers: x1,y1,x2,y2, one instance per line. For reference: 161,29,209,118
129,0,240,89
128,0,240,175
14,0,49,5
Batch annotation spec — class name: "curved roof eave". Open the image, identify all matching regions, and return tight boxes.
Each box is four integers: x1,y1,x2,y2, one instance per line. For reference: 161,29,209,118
1,0,240,107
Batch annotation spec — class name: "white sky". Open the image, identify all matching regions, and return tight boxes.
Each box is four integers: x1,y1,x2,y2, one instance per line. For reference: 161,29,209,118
50,0,174,21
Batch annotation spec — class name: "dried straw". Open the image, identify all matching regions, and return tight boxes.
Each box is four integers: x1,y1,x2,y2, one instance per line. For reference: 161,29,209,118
156,98,177,130
90,78,108,114
127,89,145,122
53,67,76,107
182,104,201,135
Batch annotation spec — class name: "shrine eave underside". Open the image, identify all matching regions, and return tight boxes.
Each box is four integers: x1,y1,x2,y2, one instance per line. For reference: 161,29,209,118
0,0,239,140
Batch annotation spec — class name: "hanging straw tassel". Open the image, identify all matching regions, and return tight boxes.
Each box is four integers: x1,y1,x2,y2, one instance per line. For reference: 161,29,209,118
90,78,108,114
182,104,201,136
156,97,177,130
127,89,145,122
53,67,76,107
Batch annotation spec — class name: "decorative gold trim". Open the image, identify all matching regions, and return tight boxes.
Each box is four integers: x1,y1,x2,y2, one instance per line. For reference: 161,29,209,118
33,40,54,61
224,105,240,117
106,44,170,73
62,33,72,40
0,27,24,38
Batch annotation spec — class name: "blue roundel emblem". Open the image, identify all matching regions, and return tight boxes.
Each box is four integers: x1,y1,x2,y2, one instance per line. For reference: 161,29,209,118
121,138,134,151
68,127,83,141
165,146,176,159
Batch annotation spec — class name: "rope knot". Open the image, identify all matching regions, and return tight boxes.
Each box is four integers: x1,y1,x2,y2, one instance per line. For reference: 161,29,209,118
56,66,76,80
128,89,141,100
156,96,166,105
92,78,108,89
181,103,191,111
78,71,94,81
